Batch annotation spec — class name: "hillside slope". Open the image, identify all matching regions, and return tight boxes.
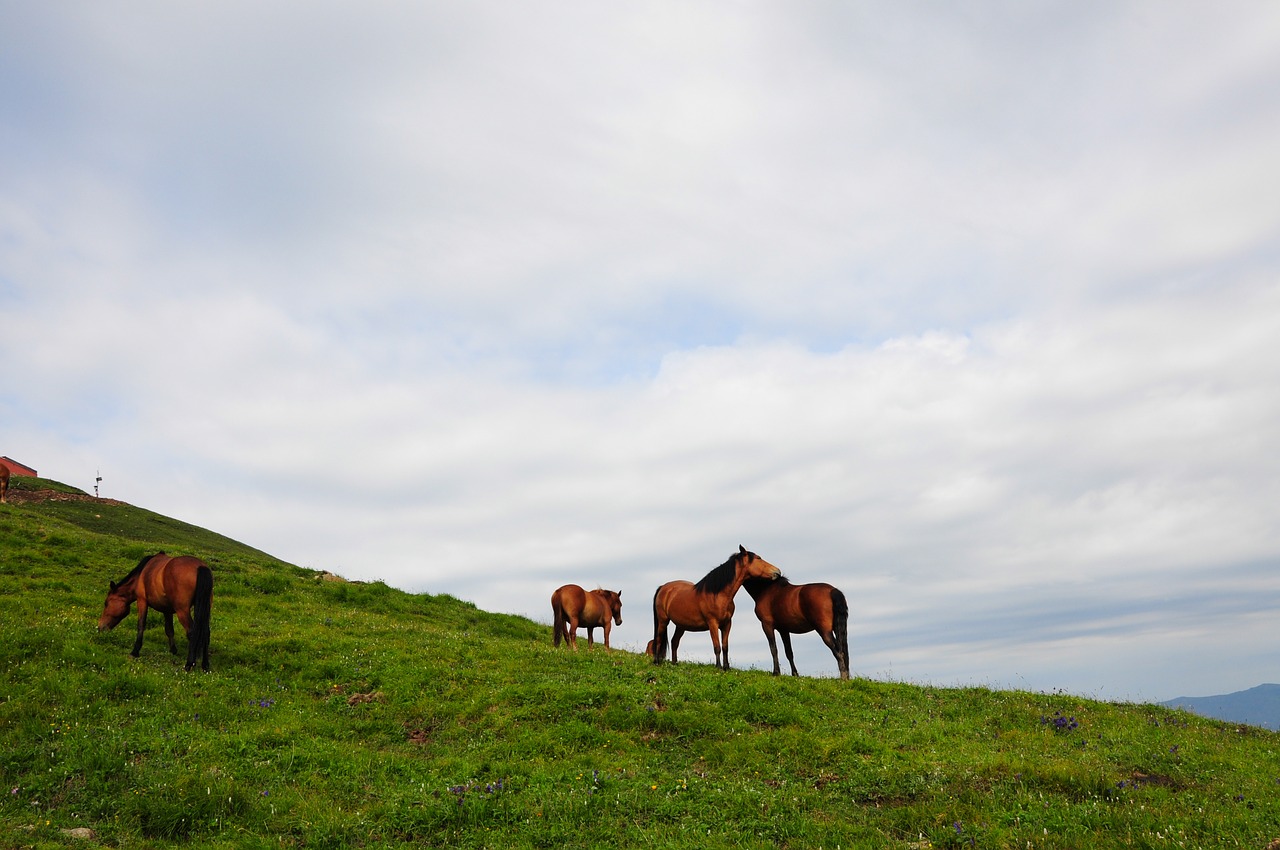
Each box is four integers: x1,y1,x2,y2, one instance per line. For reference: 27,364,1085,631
1,480,1278,849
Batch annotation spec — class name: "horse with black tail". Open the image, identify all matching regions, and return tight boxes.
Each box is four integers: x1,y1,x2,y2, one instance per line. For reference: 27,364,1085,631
741,574,850,679
98,552,213,671
651,545,782,670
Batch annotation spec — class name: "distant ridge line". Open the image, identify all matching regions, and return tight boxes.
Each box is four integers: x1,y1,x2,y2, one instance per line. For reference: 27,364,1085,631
1162,683,1280,731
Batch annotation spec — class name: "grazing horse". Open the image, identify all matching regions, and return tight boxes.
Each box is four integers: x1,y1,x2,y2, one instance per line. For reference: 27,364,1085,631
98,552,213,671
0,462,9,503
742,575,850,679
551,584,623,650
651,545,782,670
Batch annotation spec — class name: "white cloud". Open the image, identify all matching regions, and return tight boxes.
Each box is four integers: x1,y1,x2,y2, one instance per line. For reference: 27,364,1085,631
3,2,1279,701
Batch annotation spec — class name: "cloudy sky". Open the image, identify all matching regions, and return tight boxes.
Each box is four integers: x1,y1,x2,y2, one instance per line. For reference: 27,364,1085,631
3,2,1278,703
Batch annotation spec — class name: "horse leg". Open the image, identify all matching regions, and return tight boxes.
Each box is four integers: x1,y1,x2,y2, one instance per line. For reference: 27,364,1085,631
174,609,195,668
816,629,838,676
651,613,669,664
602,619,611,651
164,612,179,655
837,634,850,680
670,627,685,664
780,632,800,676
586,626,596,648
720,619,733,670
567,615,580,651
707,625,723,670
763,628,782,675
836,628,850,681
131,601,149,657
708,619,731,670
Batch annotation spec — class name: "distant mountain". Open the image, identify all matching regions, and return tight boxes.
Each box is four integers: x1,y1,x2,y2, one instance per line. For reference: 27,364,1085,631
1162,684,1280,731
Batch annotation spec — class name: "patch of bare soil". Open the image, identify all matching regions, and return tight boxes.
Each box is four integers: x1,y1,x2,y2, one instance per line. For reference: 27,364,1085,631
4,488,128,507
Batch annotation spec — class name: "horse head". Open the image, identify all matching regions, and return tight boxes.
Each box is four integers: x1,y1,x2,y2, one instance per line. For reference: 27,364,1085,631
600,589,623,625
97,582,132,632
739,545,782,582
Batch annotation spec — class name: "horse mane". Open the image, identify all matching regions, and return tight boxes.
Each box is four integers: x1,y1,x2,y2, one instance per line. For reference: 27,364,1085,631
695,550,751,595
114,552,165,585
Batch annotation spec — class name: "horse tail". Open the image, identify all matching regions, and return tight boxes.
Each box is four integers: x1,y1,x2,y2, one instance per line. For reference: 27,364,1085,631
651,586,668,664
831,587,850,678
188,565,213,671
551,592,565,647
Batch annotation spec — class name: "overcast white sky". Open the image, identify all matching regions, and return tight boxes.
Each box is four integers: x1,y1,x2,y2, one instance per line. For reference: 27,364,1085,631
3,2,1278,703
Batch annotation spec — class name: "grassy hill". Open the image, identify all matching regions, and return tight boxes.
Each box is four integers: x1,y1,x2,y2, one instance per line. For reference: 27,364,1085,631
1,477,1277,849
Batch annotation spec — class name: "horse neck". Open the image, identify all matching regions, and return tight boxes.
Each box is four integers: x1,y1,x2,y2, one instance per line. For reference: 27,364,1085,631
116,572,142,597
722,558,757,598
740,577,770,601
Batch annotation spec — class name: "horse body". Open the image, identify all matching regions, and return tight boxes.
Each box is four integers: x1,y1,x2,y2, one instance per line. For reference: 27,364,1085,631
0,463,9,503
651,545,782,670
742,575,850,679
98,552,213,671
551,584,622,650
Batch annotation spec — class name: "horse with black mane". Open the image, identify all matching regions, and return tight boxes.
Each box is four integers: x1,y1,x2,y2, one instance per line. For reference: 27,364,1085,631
98,552,213,671
742,574,850,679
651,545,781,670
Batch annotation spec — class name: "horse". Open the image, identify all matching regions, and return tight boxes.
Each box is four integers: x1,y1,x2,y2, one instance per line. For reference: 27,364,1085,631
0,462,9,503
551,584,623,650
98,552,214,671
651,545,782,670
742,574,850,679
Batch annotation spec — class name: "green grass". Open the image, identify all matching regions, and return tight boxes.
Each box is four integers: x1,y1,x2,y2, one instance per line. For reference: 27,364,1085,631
2,480,1278,848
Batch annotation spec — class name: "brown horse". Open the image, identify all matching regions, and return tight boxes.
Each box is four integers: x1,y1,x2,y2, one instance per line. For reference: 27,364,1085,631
651,545,782,670
742,575,850,679
0,462,9,503
98,552,213,671
551,585,622,650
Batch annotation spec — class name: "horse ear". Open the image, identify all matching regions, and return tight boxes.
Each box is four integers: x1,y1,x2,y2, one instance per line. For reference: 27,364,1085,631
739,544,747,555
109,580,118,591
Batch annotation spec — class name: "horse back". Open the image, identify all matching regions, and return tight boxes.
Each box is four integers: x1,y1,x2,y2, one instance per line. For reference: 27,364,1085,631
574,588,620,628
795,582,836,603
653,580,694,615
795,582,841,631
552,583,587,615
144,555,209,614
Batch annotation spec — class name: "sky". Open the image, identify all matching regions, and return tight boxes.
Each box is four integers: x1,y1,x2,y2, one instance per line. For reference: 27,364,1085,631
3,2,1278,703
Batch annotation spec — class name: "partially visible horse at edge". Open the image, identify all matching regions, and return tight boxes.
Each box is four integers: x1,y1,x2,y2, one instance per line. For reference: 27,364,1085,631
98,552,213,671
742,574,850,679
651,545,782,670
551,584,623,650
0,462,9,503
